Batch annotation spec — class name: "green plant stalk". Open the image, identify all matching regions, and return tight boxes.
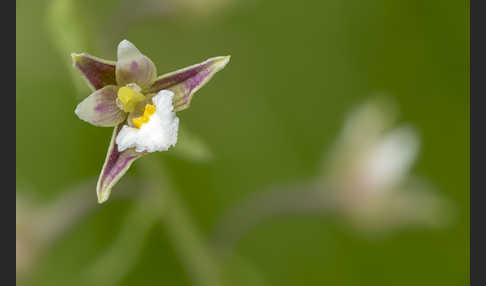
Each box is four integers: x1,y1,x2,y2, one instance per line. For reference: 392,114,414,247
140,156,224,286
83,190,160,286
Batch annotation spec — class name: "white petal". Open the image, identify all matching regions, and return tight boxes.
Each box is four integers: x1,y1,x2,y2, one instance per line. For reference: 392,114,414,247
116,90,179,153
360,125,420,192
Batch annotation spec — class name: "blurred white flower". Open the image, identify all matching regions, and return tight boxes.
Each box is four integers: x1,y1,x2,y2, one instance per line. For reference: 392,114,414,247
322,97,449,231
210,97,452,253
354,125,419,195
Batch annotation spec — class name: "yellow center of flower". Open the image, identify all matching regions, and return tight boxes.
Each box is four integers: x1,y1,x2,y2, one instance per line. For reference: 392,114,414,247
132,104,156,129
117,86,146,113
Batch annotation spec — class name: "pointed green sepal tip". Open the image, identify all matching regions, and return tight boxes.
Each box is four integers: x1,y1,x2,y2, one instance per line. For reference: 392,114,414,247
214,55,231,70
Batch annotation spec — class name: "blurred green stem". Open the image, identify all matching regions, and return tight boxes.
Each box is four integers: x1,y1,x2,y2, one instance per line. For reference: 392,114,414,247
84,190,160,286
211,184,336,257
140,157,224,286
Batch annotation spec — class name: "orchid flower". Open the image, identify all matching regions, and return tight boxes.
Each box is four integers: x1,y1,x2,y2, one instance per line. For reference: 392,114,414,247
72,39,230,203
322,98,447,230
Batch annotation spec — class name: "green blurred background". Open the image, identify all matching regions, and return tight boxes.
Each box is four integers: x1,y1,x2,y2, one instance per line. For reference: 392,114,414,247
16,0,469,285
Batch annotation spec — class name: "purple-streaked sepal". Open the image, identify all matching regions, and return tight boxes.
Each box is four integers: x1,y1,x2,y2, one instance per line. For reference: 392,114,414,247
75,85,126,127
116,40,157,89
148,56,230,112
96,124,146,203
71,53,117,91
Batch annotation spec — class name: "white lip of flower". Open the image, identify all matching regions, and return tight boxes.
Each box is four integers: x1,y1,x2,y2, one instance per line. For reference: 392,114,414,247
116,90,179,153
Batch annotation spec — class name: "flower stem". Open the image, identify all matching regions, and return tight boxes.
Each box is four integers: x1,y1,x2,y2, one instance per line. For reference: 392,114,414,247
140,157,224,286
210,183,336,257
83,192,159,286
